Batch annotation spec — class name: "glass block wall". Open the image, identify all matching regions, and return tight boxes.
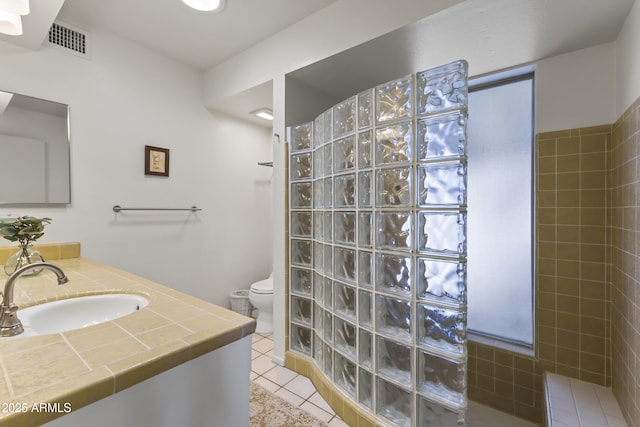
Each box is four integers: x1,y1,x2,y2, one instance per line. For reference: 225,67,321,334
288,60,469,426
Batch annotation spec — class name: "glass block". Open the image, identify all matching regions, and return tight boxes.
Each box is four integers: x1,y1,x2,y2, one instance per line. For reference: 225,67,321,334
417,303,466,356
334,282,356,320
417,60,468,116
376,378,412,427
313,242,324,274
323,211,332,243
376,336,413,387
291,211,312,237
376,211,413,252
290,239,312,266
324,245,333,279
358,171,372,207
333,96,356,138
290,267,312,296
290,152,312,181
376,253,412,297
323,144,333,176
358,290,372,328
359,368,373,409
418,112,467,161
290,182,312,208
417,350,466,408
417,161,466,207
313,333,324,368
291,296,312,326
313,147,323,179
376,75,413,123
313,212,322,241
376,167,413,207
357,89,373,129
323,109,332,144
291,324,311,355
417,396,465,426
376,295,412,342
289,122,312,152
314,303,324,333
357,212,372,248
334,136,356,173
313,272,324,304
359,329,372,368
376,122,413,166
358,251,373,287
323,178,333,208
313,113,324,149
417,211,466,257
335,351,356,397
334,211,356,245
334,174,356,208
324,311,333,344
324,279,333,311
334,247,356,284
323,341,333,378
313,180,324,209
358,131,372,168
417,258,466,306
335,317,356,358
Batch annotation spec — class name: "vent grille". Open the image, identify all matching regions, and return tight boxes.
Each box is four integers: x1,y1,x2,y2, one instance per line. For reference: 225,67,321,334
48,22,88,56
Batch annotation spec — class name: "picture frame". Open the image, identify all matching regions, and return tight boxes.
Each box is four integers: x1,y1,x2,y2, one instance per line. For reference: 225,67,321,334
144,145,169,177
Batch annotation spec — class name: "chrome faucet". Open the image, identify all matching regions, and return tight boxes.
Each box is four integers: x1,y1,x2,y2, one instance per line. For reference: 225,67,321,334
0,262,69,337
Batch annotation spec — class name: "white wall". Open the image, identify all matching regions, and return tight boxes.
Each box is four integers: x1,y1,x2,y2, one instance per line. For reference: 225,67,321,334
0,29,273,308
616,0,640,116
535,42,616,133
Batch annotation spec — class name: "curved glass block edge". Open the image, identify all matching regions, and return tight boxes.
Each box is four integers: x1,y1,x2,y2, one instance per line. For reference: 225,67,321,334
287,122,314,153
417,392,468,414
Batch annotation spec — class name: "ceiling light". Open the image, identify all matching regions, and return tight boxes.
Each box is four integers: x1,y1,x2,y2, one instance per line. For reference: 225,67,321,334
181,0,226,12
0,0,29,16
0,10,22,36
250,108,273,121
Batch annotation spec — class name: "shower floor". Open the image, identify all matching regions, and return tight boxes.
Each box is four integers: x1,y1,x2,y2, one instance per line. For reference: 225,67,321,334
250,333,538,427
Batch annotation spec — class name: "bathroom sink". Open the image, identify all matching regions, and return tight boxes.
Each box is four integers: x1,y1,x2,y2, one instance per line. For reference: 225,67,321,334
18,293,149,337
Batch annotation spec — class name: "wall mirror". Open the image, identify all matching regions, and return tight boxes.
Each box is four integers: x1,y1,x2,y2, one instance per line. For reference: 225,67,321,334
0,90,70,204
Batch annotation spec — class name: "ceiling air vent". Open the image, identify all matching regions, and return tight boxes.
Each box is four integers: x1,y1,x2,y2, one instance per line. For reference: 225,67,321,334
47,21,90,58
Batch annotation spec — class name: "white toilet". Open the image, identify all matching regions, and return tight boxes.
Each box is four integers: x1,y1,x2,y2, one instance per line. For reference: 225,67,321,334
249,272,274,333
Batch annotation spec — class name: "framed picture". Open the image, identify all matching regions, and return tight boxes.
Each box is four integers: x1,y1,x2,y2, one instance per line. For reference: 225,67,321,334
144,145,169,176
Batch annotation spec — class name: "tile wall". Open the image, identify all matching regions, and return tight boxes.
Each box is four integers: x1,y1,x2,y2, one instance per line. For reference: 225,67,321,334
610,96,640,426
468,125,611,424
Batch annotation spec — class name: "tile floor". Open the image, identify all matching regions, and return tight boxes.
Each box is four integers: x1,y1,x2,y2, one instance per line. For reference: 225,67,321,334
250,333,538,427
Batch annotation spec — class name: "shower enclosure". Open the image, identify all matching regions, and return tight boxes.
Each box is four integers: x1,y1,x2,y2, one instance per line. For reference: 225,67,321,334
288,60,469,426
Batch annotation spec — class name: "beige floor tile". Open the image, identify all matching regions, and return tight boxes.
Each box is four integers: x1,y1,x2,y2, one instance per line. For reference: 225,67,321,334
262,365,298,386
252,337,274,354
300,401,333,423
308,391,335,414
251,354,276,375
285,374,316,399
275,387,305,407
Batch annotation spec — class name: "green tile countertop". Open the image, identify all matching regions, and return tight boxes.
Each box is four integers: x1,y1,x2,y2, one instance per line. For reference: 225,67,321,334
0,257,256,426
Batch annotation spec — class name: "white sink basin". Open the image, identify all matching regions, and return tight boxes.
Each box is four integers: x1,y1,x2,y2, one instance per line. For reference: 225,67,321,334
18,293,149,337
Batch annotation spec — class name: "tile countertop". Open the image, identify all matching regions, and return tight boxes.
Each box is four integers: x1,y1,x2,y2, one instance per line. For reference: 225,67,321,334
0,257,256,426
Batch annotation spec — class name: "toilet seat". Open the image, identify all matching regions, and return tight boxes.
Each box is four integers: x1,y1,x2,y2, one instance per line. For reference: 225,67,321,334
250,278,273,295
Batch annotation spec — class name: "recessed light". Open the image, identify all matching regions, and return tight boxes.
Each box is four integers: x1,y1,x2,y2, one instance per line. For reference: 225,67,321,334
181,0,226,12
250,108,273,121
0,10,22,36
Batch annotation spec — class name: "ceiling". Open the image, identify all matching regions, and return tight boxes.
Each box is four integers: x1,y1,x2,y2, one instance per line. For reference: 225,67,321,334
0,0,636,128
56,0,338,71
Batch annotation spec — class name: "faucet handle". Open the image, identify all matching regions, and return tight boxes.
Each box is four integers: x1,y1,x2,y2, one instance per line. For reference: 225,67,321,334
0,303,24,336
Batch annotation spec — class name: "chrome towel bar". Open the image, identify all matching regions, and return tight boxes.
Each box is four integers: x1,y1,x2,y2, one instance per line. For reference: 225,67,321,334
112,205,202,213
